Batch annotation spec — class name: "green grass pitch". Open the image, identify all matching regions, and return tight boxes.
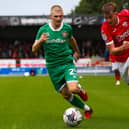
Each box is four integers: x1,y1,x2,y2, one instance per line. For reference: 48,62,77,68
0,75,129,129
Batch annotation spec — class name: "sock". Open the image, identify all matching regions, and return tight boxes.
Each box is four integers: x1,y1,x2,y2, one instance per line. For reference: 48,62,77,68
84,105,90,111
68,94,85,109
115,75,120,81
78,84,81,90
78,84,82,93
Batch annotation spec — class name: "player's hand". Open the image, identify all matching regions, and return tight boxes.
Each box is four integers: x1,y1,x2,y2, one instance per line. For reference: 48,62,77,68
32,33,49,53
39,33,49,43
122,41,129,50
73,52,81,62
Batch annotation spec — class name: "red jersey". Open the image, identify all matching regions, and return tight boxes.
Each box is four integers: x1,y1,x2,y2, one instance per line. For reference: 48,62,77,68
101,9,129,62
109,54,116,63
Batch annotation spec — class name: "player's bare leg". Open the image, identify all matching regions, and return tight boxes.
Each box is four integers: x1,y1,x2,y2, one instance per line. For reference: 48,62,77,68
60,84,93,119
114,69,120,86
67,82,88,101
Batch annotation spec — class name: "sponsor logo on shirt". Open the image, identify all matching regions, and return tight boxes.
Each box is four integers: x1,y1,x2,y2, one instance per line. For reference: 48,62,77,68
116,28,129,42
46,38,66,43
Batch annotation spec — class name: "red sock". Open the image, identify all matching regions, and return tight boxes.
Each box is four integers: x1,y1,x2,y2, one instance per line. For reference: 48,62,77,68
115,75,120,81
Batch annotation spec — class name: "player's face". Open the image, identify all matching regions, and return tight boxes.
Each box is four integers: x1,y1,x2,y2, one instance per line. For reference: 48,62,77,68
104,11,118,26
51,10,64,28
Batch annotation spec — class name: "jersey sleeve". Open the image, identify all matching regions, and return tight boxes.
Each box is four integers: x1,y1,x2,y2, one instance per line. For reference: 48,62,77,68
101,23,113,45
35,26,45,40
65,24,72,39
120,9,129,17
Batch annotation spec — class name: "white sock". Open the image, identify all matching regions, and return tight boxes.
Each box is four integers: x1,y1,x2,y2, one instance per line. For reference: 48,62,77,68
78,84,82,91
84,104,90,111
68,93,74,102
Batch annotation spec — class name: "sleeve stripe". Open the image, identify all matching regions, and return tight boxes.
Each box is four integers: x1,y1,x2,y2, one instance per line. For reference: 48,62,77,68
106,40,114,45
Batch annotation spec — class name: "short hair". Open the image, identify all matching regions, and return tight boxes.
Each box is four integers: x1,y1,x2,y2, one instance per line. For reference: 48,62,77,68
102,2,117,14
50,5,63,14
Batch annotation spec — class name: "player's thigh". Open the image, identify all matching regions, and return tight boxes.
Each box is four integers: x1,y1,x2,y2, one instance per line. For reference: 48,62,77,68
47,66,65,91
65,63,79,92
121,58,129,83
112,62,120,71
67,81,80,93
65,63,78,82
60,85,71,99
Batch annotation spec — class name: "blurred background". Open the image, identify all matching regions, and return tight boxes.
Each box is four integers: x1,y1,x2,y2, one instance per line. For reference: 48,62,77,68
0,0,129,76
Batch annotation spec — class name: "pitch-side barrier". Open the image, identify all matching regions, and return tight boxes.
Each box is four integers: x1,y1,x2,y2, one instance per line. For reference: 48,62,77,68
0,58,113,76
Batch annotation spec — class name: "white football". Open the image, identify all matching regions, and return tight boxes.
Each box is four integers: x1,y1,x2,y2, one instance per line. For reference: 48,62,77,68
63,107,83,127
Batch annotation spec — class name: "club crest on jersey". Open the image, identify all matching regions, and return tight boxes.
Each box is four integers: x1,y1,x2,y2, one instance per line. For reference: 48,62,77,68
62,32,67,37
122,21,128,27
113,28,117,33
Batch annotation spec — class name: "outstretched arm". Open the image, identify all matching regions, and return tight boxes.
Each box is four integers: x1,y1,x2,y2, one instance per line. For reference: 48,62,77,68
69,36,81,61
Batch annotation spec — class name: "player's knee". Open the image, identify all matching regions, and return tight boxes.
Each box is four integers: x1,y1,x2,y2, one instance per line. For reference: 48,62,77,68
61,92,71,100
68,85,79,93
64,95,71,100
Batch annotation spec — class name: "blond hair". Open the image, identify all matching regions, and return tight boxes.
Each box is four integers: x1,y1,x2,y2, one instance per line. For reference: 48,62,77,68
50,5,63,14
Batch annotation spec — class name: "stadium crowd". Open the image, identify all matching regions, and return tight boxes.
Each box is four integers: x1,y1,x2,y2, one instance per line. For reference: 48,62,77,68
0,39,105,59
0,40,44,59
80,40,105,58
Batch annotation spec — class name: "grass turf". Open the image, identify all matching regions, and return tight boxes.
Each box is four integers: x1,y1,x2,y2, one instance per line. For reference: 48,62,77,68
0,75,129,129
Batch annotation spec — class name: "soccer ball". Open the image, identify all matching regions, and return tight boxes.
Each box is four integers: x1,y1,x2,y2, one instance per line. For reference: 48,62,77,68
63,107,83,127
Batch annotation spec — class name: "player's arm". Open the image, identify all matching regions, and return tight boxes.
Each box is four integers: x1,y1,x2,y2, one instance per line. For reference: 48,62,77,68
101,26,129,55
107,41,129,55
69,36,81,61
32,33,48,53
32,40,42,53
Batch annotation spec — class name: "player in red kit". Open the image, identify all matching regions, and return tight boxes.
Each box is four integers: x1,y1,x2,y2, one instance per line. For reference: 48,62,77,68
101,2,129,85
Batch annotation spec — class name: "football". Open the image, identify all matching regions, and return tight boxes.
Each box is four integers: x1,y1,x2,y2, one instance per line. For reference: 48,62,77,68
63,107,83,127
